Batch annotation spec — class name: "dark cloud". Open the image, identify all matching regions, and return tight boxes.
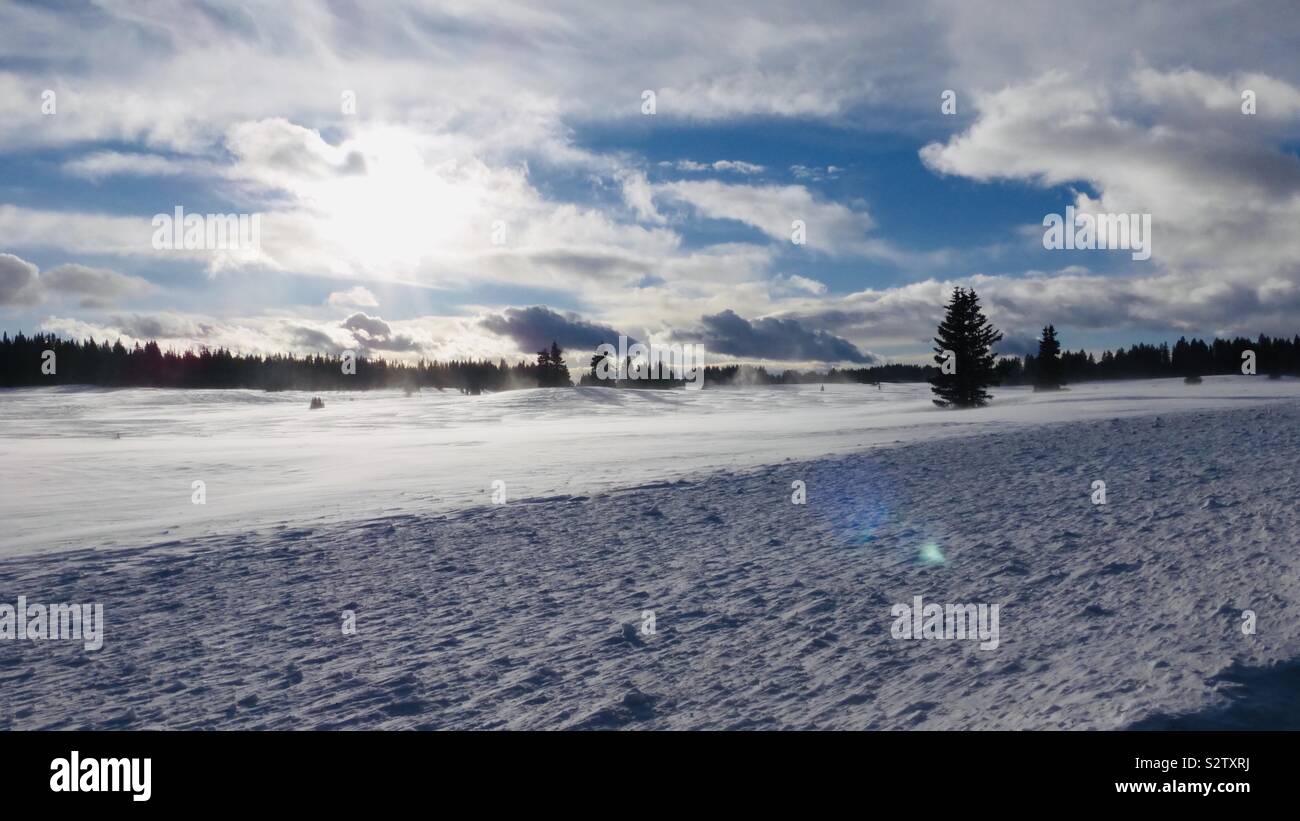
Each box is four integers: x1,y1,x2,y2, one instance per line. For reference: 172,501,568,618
683,309,874,364
480,305,626,353
339,311,422,354
525,251,655,283
40,263,151,308
994,332,1040,357
289,325,343,353
341,312,393,339
0,253,39,306
362,334,421,352
0,254,149,308
108,313,213,339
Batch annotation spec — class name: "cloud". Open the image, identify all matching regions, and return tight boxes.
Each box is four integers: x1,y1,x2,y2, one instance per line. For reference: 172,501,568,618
480,305,626,353
917,66,1300,337
341,311,392,339
225,118,368,190
655,180,874,255
789,165,841,181
288,325,346,354
0,253,150,308
0,2,943,154
107,313,214,340
660,159,765,174
339,311,421,353
326,286,379,309
0,253,40,306
62,151,213,181
39,263,152,308
772,274,827,296
38,312,468,361
681,309,874,364
7,3,1300,360
994,331,1041,357
619,170,666,225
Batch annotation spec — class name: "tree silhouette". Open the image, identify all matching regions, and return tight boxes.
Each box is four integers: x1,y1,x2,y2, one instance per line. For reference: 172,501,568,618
931,287,1003,408
535,340,571,387
1034,324,1063,391
589,343,613,382
4,327,1299,392
0,331,560,392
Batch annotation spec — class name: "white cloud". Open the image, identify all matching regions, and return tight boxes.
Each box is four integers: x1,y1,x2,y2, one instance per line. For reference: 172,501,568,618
654,179,874,255
6,2,1300,358
62,151,214,181
326,286,379,308
918,67,1300,335
772,274,827,296
618,170,666,224
660,159,765,174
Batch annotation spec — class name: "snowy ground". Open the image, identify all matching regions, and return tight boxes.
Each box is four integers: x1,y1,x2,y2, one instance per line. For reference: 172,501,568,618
3,377,1299,557
2,377,1300,729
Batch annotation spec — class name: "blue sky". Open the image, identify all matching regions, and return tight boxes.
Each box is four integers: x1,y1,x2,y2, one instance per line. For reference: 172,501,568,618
2,1,1300,366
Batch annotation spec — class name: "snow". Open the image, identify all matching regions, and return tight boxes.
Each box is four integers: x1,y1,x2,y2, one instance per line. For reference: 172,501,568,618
3,377,1298,558
1,376,1299,729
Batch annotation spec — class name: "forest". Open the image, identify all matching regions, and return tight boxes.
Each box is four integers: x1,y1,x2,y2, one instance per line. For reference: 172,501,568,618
2,326,1298,392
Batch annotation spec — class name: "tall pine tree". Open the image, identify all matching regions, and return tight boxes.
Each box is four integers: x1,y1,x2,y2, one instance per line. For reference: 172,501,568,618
1034,324,1063,391
549,341,571,386
930,287,1003,408
536,341,571,387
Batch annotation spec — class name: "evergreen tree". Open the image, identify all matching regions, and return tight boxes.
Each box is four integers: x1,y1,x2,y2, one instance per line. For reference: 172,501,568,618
550,341,571,386
589,344,613,382
930,287,1003,408
1034,324,1063,391
535,340,571,387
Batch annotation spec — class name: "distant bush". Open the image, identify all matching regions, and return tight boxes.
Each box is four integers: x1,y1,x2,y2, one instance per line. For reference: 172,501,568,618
1184,375,1203,384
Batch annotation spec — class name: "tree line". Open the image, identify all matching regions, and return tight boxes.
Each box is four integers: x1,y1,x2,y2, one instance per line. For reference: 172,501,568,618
3,300,1299,399
0,332,551,394
928,286,1300,407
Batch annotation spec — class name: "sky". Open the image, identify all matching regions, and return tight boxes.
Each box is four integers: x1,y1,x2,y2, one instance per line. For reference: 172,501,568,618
2,0,1300,368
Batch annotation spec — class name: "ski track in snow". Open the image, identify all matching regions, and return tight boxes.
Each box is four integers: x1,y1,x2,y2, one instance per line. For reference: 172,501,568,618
2,385,1299,730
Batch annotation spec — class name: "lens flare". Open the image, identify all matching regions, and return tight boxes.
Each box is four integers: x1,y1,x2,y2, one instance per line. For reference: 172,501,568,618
842,493,891,545
820,460,901,548
919,541,946,565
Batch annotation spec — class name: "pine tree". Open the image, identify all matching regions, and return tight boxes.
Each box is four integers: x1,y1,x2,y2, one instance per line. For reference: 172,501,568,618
549,341,571,387
1034,324,1063,391
589,344,613,382
930,287,1003,408
535,341,571,387
535,345,553,386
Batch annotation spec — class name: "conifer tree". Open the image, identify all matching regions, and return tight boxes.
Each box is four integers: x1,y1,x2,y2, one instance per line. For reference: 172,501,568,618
930,287,1003,408
590,344,613,382
535,345,553,386
549,341,571,387
535,341,571,387
1034,324,1063,391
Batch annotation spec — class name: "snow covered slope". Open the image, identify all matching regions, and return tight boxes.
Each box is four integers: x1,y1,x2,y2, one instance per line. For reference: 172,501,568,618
3,377,1298,557
1,381,1298,729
